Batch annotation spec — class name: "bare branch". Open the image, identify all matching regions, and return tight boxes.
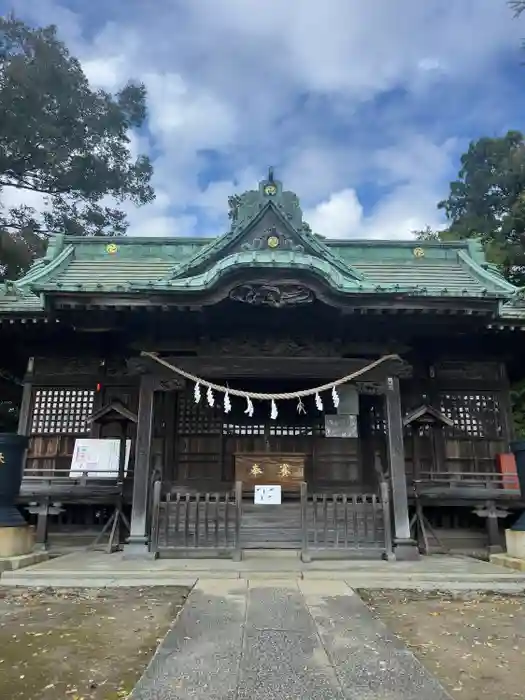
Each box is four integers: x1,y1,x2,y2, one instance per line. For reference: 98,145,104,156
510,0,525,18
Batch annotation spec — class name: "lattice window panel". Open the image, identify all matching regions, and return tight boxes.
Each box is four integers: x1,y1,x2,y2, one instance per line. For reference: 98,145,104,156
439,392,503,439
223,421,323,436
404,422,432,438
31,389,95,435
177,393,222,434
269,423,322,436
223,423,266,436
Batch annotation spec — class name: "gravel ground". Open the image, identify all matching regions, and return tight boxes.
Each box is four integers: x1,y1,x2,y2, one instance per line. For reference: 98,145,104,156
360,589,525,700
0,586,189,700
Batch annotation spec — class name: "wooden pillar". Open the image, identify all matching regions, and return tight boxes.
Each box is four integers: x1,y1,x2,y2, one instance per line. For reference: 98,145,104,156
385,376,419,560
123,375,155,559
17,357,33,437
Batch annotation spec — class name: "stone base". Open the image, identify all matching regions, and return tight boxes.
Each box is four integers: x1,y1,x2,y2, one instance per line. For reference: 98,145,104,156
489,529,525,572
506,528,525,559
394,538,421,561
0,551,48,574
490,553,525,572
0,525,34,558
122,541,156,560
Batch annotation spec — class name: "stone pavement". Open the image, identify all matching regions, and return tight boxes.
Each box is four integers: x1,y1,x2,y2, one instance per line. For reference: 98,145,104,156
2,550,525,592
129,579,452,700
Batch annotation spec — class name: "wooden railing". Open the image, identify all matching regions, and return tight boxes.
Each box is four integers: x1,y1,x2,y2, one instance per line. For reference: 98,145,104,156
300,481,394,560
150,481,242,558
22,467,133,481
413,471,520,494
19,467,134,502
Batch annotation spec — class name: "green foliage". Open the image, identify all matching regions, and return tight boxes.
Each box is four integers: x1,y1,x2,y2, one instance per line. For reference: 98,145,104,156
0,15,155,278
511,378,525,438
414,225,440,241
413,226,461,242
437,131,525,285
0,229,45,280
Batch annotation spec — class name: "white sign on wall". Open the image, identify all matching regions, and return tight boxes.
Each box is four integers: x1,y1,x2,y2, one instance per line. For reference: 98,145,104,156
69,438,131,479
254,484,282,505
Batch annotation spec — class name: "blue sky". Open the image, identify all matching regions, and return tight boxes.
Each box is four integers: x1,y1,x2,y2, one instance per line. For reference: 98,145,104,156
4,0,525,239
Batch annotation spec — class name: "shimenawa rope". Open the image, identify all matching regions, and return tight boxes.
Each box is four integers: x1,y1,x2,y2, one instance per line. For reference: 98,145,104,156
141,351,400,401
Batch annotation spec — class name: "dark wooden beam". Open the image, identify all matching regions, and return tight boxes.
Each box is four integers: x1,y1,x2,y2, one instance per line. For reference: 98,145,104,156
17,357,34,436
129,355,412,381
123,374,155,559
385,376,419,560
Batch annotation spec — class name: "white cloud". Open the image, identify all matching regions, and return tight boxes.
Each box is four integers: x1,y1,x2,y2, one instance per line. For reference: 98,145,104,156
82,55,129,92
6,0,524,240
306,183,447,240
143,73,238,151
126,213,196,238
306,190,363,238
305,134,454,239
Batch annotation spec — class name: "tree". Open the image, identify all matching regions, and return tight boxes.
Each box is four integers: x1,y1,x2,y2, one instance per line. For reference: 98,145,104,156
0,16,154,278
414,225,438,241
0,229,45,281
437,131,525,285
510,1,525,18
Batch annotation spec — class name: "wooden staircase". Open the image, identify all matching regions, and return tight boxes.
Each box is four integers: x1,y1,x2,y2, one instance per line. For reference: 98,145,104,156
240,501,302,549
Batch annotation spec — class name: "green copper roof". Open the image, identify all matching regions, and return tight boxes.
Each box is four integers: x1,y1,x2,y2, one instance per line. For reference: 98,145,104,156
1,172,524,321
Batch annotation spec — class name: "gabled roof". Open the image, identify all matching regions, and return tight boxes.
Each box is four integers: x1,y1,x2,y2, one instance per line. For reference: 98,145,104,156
0,172,524,320
403,404,455,427
166,173,366,288
87,400,138,425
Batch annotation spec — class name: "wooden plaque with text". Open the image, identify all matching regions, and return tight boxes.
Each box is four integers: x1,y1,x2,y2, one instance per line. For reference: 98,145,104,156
234,452,305,486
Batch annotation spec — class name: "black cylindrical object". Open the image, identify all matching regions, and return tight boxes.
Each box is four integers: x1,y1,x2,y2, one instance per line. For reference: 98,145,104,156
0,434,29,527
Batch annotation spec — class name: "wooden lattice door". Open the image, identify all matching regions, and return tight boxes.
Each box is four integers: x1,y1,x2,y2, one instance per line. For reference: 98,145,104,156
174,388,224,485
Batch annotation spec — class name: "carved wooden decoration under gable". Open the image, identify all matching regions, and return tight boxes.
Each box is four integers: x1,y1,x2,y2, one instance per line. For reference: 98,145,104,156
201,336,343,357
433,361,501,382
354,381,385,395
104,358,136,377
241,227,305,253
229,283,314,308
34,357,101,377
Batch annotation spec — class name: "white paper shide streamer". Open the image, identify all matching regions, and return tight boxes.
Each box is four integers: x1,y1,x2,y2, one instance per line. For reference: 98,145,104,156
244,396,254,417
194,382,201,404
142,352,396,422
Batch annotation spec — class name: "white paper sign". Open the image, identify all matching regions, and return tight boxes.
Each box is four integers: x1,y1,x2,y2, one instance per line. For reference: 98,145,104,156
254,484,282,505
70,438,131,479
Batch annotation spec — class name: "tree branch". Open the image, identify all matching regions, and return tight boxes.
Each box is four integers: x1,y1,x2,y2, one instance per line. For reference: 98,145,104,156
0,221,53,237
510,1,525,18
0,175,68,196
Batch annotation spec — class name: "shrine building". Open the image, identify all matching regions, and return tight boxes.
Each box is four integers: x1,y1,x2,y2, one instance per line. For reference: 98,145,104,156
0,171,524,560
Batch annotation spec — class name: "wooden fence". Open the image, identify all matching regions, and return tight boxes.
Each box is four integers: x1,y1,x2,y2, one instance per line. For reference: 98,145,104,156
300,481,394,560
150,480,394,560
150,481,242,558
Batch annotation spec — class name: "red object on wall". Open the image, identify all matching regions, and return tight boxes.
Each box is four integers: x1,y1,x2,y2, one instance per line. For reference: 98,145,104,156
496,453,520,491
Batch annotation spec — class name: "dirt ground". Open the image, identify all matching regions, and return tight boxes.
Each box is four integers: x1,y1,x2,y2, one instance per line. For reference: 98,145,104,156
360,590,525,700
0,586,189,700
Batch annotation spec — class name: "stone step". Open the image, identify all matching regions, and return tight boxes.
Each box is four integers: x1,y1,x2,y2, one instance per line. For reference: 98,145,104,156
2,573,525,593
3,567,525,581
